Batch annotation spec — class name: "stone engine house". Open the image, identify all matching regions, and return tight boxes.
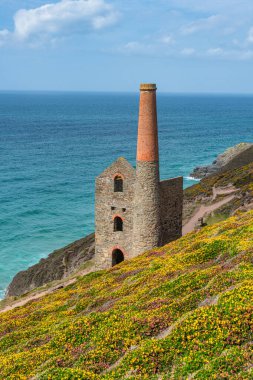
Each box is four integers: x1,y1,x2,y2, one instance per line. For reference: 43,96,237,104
95,84,183,270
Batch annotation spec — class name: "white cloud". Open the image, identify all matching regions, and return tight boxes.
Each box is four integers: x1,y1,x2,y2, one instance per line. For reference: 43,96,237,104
181,48,195,56
119,37,253,61
0,29,9,37
205,47,253,60
169,0,253,14
120,34,176,56
181,14,222,35
240,50,253,60
0,0,119,46
160,34,175,45
121,41,154,55
207,48,223,55
206,47,223,56
247,27,253,43
124,41,142,52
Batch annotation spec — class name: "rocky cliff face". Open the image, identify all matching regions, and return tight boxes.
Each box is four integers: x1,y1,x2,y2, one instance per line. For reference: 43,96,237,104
6,233,95,298
190,143,253,179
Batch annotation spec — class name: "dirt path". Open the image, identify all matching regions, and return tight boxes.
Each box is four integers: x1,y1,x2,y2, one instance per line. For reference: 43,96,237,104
0,278,76,314
183,186,237,236
0,265,95,314
212,185,237,201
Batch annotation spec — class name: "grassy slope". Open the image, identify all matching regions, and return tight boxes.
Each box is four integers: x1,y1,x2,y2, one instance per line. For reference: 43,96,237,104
185,162,253,200
0,212,253,379
183,162,253,223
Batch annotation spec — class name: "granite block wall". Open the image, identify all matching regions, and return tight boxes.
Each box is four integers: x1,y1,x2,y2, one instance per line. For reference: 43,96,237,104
132,161,161,256
95,159,183,269
95,157,135,270
159,177,183,245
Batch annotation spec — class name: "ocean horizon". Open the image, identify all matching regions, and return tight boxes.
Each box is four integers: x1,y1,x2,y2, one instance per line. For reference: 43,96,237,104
2,90,253,96
1,91,253,299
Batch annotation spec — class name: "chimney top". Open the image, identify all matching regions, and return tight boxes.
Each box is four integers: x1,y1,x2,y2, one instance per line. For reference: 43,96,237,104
137,83,159,162
140,83,157,91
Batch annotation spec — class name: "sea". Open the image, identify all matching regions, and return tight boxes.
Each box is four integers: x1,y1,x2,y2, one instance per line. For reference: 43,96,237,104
1,92,253,299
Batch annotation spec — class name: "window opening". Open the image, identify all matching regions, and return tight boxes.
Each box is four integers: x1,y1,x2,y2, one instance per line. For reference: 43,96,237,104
114,176,123,192
114,216,123,231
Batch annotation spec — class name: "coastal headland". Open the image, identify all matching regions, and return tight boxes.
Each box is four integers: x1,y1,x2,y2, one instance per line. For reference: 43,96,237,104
4,143,253,300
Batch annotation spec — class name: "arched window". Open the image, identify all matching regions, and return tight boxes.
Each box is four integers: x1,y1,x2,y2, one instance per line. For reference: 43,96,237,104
114,216,123,231
114,175,123,192
112,249,124,266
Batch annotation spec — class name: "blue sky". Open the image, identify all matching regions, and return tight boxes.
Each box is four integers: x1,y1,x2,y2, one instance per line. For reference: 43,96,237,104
1,0,253,92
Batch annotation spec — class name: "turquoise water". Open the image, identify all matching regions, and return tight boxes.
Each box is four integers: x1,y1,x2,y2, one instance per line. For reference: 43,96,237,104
0,92,253,298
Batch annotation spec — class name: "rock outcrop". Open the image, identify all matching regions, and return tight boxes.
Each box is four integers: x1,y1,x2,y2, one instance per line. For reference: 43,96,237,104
190,143,253,179
6,233,95,298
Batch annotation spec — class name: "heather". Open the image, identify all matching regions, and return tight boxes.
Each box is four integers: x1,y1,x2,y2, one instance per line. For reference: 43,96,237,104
0,211,253,379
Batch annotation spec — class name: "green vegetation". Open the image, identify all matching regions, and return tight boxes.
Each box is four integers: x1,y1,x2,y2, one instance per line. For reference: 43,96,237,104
185,162,253,201
183,162,253,226
0,210,253,379
205,212,230,226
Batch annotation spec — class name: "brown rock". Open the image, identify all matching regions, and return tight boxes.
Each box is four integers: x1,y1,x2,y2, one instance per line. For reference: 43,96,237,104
190,143,253,179
6,233,95,298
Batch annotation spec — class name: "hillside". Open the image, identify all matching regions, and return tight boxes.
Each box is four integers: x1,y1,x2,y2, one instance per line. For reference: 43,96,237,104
0,210,253,379
184,162,253,227
6,162,253,299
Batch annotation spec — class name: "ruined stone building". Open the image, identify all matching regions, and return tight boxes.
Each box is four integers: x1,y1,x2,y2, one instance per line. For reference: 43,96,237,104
95,84,183,270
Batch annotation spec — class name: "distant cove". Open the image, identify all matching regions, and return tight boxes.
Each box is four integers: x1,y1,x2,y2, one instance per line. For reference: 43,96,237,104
1,92,253,298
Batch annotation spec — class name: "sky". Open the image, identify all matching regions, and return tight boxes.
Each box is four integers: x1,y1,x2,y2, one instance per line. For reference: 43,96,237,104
1,0,253,92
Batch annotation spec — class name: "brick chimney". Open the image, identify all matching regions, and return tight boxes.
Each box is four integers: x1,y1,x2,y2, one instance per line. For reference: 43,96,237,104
133,83,161,256
137,83,159,162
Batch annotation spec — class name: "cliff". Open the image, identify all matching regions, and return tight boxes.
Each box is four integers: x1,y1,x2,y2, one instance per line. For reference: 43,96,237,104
6,233,95,298
0,210,252,379
190,142,253,179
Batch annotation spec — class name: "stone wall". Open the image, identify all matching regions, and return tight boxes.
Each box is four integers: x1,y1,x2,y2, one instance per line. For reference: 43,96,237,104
159,177,183,245
132,161,161,256
95,157,135,270
95,158,183,269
